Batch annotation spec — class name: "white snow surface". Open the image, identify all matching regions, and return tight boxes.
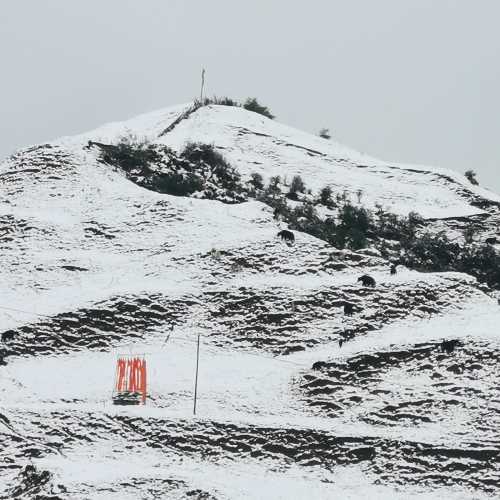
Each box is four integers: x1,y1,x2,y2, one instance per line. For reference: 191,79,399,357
0,103,499,499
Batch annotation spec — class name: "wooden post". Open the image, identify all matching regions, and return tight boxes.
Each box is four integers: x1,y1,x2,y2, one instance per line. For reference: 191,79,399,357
193,332,201,415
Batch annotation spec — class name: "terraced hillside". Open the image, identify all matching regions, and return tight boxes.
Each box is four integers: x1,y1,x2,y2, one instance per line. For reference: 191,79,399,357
0,104,499,499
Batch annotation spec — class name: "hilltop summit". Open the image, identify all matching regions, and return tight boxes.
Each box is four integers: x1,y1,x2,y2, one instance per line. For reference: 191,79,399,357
57,103,500,219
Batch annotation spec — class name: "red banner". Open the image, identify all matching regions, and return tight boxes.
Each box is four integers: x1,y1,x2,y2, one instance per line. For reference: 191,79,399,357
115,356,147,404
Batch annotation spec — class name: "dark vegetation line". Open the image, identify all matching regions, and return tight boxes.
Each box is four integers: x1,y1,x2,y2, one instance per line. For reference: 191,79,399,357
88,99,500,290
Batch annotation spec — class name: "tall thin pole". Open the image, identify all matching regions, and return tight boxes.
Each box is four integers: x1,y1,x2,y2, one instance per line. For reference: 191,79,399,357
193,332,201,415
200,68,205,102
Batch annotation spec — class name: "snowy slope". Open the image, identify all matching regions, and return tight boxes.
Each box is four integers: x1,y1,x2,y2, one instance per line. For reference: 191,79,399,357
60,103,500,218
0,104,499,499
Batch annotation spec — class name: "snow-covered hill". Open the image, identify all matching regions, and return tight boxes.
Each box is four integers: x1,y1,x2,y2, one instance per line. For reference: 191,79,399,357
0,104,499,499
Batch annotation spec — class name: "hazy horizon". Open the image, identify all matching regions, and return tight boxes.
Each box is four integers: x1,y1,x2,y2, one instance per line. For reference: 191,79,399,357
1,0,499,193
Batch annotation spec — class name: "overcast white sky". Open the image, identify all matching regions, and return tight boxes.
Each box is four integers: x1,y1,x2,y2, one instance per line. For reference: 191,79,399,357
1,0,499,193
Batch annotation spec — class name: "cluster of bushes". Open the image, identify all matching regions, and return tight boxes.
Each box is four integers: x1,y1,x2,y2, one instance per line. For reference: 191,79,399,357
256,185,420,250
96,136,245,202
98,135,164,173
400,231,500,287
194,96,275,119
242,98,275,119
180,142,243,198
193,96,240,108
252,174,368,248
151,170,204,197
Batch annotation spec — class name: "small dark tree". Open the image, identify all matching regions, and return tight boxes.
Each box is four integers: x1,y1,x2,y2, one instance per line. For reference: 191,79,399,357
265,175,282,197
463,225,476,244
408,211,424,227
465,170,479,185
243,98,275,119
271,197,288,220
249,172,264,191
290,175,306,194
318,128,331,140
334,203,373,249
319,185,334,208
290,201,323,237
336,190,350,204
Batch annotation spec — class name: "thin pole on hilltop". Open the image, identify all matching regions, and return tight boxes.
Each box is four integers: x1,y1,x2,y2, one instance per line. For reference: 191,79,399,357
193,331,201,415
200,68,206,102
